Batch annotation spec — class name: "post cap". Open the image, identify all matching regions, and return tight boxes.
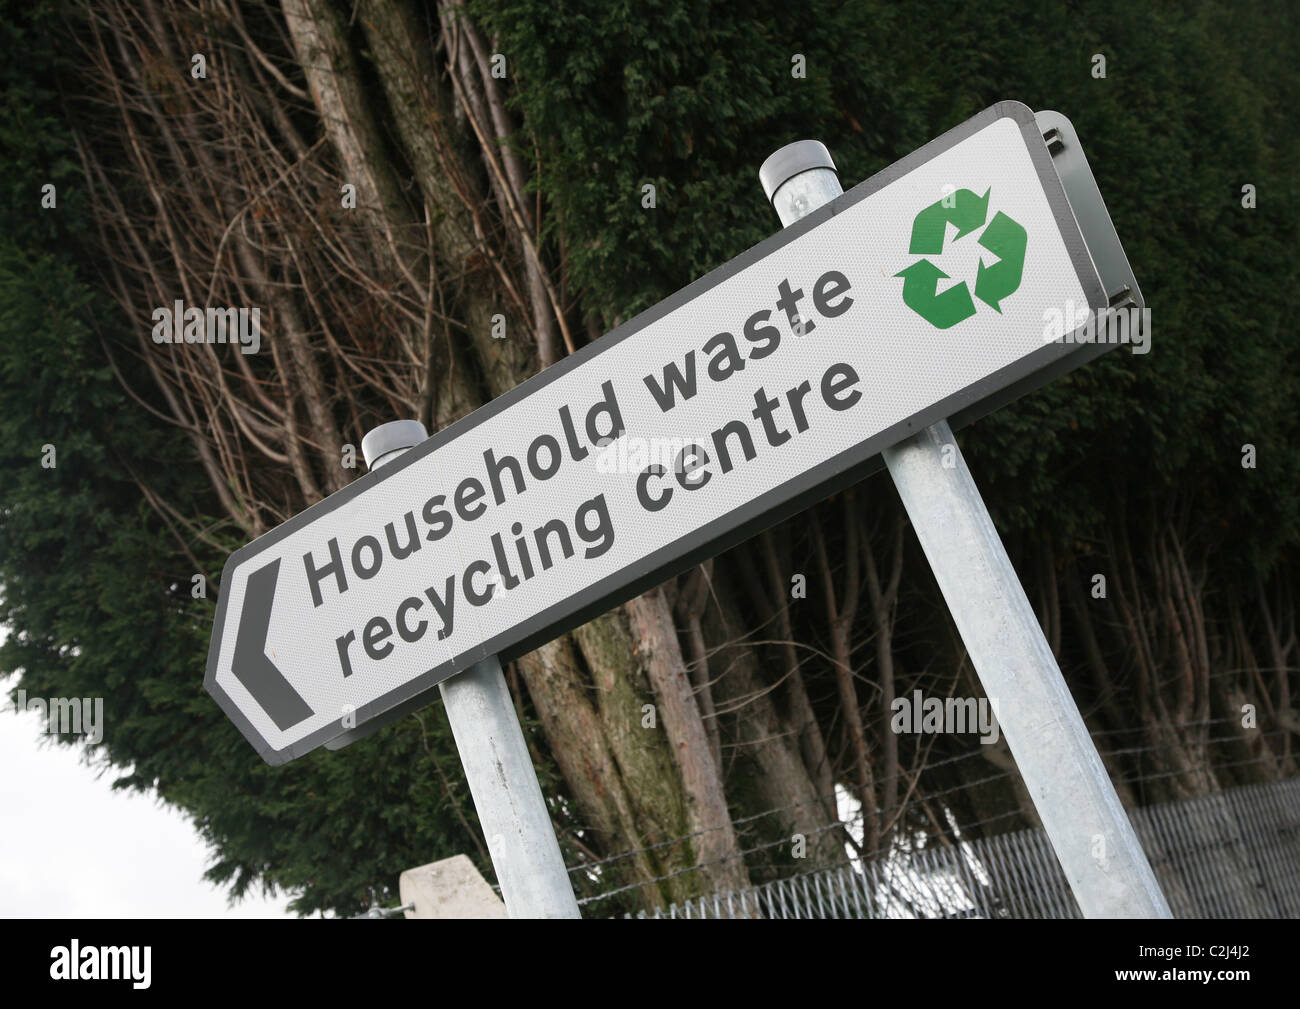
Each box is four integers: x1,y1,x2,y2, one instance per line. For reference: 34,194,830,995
362,419,428,470
759,140,837,204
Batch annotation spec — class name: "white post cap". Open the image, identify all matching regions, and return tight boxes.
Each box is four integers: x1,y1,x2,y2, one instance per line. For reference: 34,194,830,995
758,140,837,204
362,419,428,471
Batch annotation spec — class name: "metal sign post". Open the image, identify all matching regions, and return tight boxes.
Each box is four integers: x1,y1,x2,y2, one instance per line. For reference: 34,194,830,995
362,424,579,918
758,127,1170,919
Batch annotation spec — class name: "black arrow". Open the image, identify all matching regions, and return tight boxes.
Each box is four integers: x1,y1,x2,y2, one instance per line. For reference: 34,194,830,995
232,559,314,731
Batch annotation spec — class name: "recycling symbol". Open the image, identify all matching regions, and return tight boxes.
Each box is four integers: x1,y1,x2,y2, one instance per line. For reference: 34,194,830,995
894,188,1027,329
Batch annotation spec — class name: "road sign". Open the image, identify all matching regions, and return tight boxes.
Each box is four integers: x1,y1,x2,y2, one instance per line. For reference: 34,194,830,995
206,100,1117,764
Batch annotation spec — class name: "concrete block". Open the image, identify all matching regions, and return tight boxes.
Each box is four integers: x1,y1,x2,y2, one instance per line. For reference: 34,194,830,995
400,854,508,919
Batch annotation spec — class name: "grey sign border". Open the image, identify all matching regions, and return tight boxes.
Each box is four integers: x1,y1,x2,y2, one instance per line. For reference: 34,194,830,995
205,99,1110,765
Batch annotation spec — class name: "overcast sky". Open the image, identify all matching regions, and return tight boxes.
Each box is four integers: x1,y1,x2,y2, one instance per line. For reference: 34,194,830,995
1,630,292,918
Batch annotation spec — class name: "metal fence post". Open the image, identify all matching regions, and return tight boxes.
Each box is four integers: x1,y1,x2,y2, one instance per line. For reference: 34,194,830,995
360,420,581,919
758,140,1172,919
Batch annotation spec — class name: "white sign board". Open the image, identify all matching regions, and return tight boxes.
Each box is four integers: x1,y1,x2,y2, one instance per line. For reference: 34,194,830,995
206,101,1109,763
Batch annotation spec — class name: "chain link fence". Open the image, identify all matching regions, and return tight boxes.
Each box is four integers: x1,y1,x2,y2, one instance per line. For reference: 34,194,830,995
624,778,1300,918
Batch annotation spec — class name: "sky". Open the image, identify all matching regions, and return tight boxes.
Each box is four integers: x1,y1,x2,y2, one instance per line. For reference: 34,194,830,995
1,635,292,918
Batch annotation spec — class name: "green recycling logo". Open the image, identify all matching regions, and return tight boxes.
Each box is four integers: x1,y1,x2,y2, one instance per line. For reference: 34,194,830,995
894,188,1027,329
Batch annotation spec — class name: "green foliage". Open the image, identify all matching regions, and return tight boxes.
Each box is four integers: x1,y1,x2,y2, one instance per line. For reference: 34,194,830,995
897,0,1300,574
0,0,481,916
471,0,912,320
478,0,1300,573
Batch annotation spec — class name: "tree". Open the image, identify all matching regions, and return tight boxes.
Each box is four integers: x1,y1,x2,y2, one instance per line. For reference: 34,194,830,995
1,0,1296,916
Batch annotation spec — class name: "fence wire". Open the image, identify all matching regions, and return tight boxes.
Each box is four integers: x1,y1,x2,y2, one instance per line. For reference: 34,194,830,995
621,778,1300,919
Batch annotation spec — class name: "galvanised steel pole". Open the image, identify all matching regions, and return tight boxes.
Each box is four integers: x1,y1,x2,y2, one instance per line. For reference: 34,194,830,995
759,141,1172,919
361,420,581,919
